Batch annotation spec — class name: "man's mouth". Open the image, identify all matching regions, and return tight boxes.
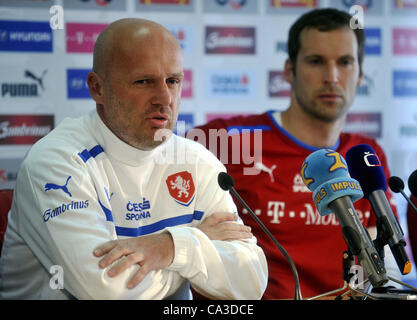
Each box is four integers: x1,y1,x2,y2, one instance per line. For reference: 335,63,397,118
147,114,169,128
318,93,342,102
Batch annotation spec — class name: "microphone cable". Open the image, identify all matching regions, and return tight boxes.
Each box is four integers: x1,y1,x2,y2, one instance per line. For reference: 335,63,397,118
218,172,303,300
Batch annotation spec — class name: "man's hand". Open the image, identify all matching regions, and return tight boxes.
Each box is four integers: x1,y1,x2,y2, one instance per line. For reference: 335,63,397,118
93,232,174,289
197,212,253,241
93,213,251,289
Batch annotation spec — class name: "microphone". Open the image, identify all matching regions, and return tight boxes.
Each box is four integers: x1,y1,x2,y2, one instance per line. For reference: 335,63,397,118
301,149,388,288
345,144,411,275
408,169,417,198
389,175,417,214
217,172,303,300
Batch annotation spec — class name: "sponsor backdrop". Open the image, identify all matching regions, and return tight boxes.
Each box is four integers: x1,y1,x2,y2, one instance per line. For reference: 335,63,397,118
1,0,417,286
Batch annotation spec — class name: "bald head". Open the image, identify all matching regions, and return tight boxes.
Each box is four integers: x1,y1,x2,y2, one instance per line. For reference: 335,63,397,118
93,18,180,77
87,17,184,150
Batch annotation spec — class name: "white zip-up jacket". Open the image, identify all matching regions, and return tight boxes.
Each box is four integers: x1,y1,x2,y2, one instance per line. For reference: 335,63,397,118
0,110,268,300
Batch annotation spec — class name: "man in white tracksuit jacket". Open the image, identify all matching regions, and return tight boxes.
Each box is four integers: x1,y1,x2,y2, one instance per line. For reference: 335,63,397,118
0,18,268,300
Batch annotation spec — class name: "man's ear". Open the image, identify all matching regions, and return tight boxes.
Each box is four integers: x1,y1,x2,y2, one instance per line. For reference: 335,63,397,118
283,58,294,85
87,72,105,104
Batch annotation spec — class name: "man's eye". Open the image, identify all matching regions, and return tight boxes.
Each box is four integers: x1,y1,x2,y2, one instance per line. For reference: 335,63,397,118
135,79,149,85
167,78,181,85
340,59,353,66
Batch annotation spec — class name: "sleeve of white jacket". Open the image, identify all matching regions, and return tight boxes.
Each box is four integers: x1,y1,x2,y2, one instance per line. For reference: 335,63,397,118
166,227,268,300
17,145,183,300
165,151,268,300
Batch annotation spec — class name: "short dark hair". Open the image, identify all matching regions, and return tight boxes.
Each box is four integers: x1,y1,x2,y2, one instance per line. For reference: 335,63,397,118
287,8,365,74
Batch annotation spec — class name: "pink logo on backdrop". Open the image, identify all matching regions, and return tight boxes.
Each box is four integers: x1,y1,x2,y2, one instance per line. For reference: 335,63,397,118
0,114,54,145
66,23,108,53
393,28,417,55
181,69,193,98
205,26,256,54
344,112,382,139
268,71,290,97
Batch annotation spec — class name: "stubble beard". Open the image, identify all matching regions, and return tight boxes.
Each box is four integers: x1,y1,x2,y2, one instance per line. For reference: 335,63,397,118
301,99,347,123
103,98,177,151
295,87,349,124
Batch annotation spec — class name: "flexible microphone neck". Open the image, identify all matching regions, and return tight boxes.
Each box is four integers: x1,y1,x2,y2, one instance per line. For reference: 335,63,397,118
389,176,417,214
408,169,417,199
218,172,303,300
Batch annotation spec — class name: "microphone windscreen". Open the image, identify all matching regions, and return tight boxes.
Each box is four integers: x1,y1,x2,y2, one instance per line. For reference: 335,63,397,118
408,169,417,197
345,144,387,198
218,172,234,191
301,148,350,192
388,176,404,194
301,149,363,216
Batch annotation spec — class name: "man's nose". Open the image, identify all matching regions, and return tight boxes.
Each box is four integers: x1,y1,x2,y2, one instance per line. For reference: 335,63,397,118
151,82,172,106
323,63,339,86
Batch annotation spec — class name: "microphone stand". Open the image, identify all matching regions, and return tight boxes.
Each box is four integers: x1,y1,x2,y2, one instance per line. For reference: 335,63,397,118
228,187,303,300
218,172,303,300
373,220,387,269
307,250,353,300
329,246,417,300
357,225,417,299
400,190,417,214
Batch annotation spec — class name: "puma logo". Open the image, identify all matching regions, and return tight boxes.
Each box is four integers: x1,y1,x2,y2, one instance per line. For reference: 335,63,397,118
254,162,277,183
25,69,47,91
45,176,72,197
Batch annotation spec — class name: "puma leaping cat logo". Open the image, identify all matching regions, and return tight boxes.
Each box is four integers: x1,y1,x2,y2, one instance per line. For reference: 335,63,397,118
255,162,277,183
45,176,72,197
25,69,47,91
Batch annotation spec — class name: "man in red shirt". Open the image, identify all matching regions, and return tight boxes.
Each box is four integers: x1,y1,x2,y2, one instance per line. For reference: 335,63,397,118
190,8,401,299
